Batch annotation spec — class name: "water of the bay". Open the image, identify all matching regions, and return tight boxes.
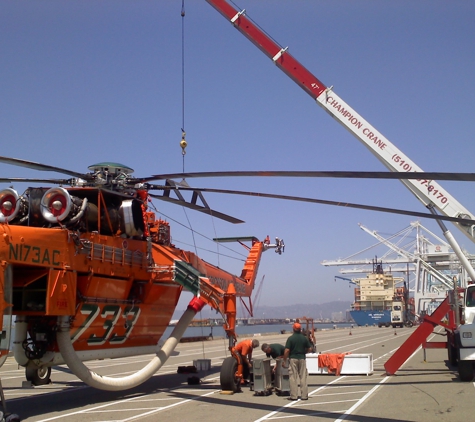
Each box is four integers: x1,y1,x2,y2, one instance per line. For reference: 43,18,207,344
163,322,353,339
7,322,354,350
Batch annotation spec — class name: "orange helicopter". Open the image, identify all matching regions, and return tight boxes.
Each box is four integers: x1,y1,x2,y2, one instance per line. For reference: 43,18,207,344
0,156,288,392
1,155,474,395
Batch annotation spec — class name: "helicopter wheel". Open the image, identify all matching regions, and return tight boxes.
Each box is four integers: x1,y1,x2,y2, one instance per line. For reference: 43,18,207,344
220,356,241,393
25,366,51,386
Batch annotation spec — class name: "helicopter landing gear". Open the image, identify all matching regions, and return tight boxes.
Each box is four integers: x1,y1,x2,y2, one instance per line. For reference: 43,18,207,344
220,356,242,393
25,366,51,386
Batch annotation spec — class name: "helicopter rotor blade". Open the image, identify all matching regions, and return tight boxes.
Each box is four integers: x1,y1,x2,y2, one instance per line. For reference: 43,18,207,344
152,185,475,225
138,170,475,183
0,155,89,179
0,177,73,185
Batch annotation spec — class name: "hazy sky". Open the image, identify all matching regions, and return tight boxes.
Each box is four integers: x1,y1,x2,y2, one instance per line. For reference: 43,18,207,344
1,1,474,312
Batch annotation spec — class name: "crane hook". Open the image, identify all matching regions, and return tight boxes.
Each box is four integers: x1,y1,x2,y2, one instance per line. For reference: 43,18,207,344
180,129,187,155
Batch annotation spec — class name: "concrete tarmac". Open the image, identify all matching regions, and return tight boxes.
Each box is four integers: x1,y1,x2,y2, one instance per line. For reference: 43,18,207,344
1,325,472,422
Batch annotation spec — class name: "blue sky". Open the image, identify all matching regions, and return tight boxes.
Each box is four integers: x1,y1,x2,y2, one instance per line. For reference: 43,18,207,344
1,1,474,311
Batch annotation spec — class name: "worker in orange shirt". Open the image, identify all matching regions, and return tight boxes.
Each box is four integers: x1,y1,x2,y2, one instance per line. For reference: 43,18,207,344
232,338,260,384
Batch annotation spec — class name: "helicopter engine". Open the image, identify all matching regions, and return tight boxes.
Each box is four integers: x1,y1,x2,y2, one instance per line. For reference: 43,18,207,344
41,188,145,236
38,187,115,232
3,187,144,236
40,187,90,225
0,188,28,224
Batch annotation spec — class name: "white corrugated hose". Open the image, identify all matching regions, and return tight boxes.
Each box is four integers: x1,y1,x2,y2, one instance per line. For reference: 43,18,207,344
56,307,196,391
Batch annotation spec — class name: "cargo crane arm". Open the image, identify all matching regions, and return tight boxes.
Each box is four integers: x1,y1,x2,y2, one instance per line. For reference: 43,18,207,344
206,0,475,245
358,224,455,290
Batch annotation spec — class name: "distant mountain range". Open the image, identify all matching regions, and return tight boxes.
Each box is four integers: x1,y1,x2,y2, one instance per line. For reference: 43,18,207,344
173,300,352,321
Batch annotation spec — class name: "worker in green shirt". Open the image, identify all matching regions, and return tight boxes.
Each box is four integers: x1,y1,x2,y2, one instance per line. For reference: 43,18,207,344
261,343,285,375
283,322,313,401
261,343,285,360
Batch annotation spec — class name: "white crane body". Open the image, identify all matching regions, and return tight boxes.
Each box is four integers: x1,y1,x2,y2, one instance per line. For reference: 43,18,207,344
316,90,465,218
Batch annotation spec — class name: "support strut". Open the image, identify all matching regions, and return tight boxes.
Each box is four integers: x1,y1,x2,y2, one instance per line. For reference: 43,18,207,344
384,297,451,375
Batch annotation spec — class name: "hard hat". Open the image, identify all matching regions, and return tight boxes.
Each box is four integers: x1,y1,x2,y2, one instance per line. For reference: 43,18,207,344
293,322,301,331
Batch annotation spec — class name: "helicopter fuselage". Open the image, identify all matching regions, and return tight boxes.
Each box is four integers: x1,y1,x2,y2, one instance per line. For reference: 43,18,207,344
0,184,263,373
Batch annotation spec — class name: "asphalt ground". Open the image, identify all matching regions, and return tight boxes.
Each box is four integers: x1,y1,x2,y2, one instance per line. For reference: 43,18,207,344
0,325,472,422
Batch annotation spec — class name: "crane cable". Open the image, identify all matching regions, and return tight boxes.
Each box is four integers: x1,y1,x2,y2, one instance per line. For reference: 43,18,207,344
180,0,187,170
177,2,197,257
178,1,223,283
178,1,223,269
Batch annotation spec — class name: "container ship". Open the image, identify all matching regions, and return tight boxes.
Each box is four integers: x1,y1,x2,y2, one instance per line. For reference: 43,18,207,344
349,261,406,326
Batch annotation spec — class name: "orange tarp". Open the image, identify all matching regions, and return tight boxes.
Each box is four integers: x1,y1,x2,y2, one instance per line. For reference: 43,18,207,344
317,353,351,375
